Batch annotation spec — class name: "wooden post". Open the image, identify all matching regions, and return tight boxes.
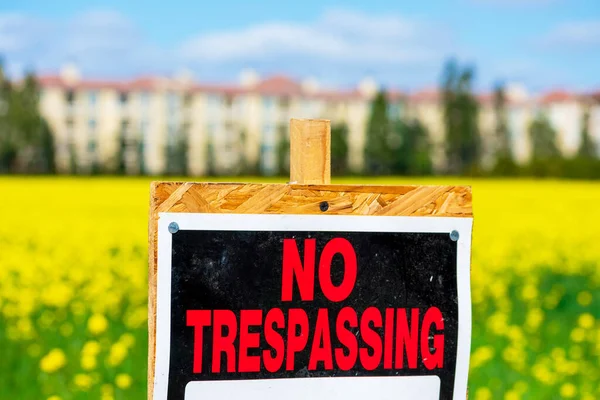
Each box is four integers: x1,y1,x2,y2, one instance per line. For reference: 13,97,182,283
289,118,331,185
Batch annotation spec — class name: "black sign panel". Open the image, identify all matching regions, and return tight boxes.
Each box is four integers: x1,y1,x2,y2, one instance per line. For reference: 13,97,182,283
163,229,460,400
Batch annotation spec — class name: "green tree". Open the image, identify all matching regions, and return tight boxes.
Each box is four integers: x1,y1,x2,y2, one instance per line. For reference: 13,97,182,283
393,119,433,176
529,114,560,160
442,59,480,174
0,70,56,173
331,123,349,175
276,123,289,176
166,133,188,176
527,113,562,177
69,143,78,175
578,108,596,159
205,137,216,176
491,83,517,175
364,91,393,175
237,129,248,175
115,128,127,175
137,135,145,175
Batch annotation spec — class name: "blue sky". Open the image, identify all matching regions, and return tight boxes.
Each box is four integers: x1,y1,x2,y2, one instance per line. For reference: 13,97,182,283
1,0,599,92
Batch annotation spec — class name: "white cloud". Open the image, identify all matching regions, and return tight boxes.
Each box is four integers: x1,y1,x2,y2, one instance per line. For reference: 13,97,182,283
179,9,448,67
0,10,173,77
470,0,558,5
541,20,600,48
0,13,50,54
0,8,453,86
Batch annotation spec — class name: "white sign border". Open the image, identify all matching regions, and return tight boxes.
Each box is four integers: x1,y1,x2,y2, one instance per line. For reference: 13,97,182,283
155,213,473,400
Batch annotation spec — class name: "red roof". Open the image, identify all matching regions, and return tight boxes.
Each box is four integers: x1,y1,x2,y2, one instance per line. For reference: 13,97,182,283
387,89,406,102
477,92,494,105
39,73,592,106
410,88,440,103
586,90,600,103
193,83,248,96
38,74,185,91
254,75,302,96
540,90,574,104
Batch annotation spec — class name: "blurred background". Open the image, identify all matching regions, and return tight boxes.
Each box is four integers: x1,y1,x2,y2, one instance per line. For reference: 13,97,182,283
0,1,599,399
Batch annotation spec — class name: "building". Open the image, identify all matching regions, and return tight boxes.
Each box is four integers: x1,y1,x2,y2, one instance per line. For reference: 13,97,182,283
37,65,599,175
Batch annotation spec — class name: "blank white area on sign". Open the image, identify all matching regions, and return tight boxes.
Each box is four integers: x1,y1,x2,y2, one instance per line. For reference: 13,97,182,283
184,376,440,400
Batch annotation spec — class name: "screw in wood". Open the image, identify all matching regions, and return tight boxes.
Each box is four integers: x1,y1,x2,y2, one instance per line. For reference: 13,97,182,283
319,201,329,212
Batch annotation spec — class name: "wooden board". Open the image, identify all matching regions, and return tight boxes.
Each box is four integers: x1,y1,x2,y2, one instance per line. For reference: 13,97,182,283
147,181,472,399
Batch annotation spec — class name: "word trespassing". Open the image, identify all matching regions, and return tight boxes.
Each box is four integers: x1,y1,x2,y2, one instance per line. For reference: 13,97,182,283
186,238,445,374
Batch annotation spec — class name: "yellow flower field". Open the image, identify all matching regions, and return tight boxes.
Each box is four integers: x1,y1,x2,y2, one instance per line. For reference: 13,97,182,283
0,177,598,399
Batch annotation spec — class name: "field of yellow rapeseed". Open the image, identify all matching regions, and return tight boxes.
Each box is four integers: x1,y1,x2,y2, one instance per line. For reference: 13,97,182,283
0,177,598,400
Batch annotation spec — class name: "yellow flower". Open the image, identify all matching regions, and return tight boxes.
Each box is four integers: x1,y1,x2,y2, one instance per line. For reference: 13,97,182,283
521,285,538,301
82,340,101,356
107,342,128,366
59,323,73,337
47,396,61,400
474,387,492,400
40,349,67,373
81,354,97,370
504,389,520,400
74,373,93,390
119,332,136,348
525,308,544,330
577,291,592,306
570,328,585,343
578,313,595,329
101,384,114,395
471,346,494,369
115,373,132,389
88,314,108,335
559,383,576,398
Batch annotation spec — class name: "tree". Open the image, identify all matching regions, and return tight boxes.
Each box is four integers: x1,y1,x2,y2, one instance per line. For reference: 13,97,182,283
39,119,55,173
393,119,433,176
237,129,248,175
578,108,596,159
491,83,517,175
205,137,216,176
115,128,127,175
364,91,393,175
0,70,56,173
0,65,18,173
528,113,561,177
442,59,480,175
69,143,78,175
168,134,188,176
331,123,349,175
137,135,145,175
276,123,289,176
529,114,560,160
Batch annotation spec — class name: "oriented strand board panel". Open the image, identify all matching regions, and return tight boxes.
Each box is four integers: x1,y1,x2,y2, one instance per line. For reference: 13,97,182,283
147,182,472,399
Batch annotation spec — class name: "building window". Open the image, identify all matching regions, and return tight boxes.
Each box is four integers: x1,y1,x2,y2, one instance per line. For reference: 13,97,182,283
140,91,150,108
263,97,275,111
88,91,98,108
167,92,180,111
66,118,74,137
66,91,75,104
387,102,401,119
119,92,129,106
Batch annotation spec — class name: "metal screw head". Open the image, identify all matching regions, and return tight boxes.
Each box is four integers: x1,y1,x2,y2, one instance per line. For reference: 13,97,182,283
168,222,179,234
319,201,329,212
450,230,459,241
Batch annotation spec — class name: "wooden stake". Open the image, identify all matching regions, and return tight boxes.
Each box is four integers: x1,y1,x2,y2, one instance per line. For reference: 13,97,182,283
289,118,331,185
